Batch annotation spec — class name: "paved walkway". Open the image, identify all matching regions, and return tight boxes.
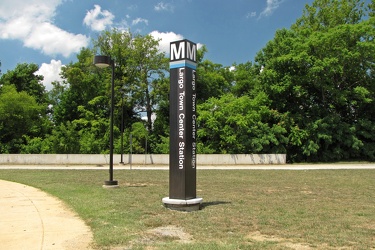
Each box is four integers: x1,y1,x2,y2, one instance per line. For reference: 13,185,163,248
0,180,93,250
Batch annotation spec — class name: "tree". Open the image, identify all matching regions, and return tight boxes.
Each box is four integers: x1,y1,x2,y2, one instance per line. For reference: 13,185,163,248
196,60,234,104
53,48,107,125
0,85,43,153
197,93,287,154
48,47,113,153
94,30,168,133
255,0,375,162
231,61,262,97
130,34,169,133
94,29,169,154
0,63,52,153
0,63,47,104
46,30,169,154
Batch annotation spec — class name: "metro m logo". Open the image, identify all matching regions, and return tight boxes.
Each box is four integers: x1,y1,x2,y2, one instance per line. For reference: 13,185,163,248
170,40,197,62
170,42,184,61
186,42,196,62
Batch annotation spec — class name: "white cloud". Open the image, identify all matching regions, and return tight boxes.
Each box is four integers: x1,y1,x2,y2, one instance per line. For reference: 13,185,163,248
0,0,89,57
132,18,149,26
35,59,63,91
0,0,59,20
154,2,174,12
26,23,89,57
83,5,114,31
246,12,257,19
259,0,284,19
149,31,184,54
149,30,203,55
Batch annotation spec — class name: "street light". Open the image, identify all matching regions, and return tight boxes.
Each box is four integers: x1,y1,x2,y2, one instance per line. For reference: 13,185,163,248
94,55,119,187
119,86,125,165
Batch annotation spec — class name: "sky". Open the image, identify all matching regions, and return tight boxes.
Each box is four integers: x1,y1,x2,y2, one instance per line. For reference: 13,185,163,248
0,0,319,90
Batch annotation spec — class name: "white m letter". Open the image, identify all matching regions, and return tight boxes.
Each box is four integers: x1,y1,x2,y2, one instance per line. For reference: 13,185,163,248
171,42,185,60
186,42,196,62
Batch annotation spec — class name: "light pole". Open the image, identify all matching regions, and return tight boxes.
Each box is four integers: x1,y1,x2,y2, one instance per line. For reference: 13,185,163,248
94,55,119,187
119,87,125,165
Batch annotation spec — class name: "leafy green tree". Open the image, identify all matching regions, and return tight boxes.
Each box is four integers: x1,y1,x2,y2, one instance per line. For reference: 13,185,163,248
149,77,170,153
44,47,113,153
73,103,111,154
0,63,47,104
130,34,169,133
0,63,53,153
94,29,169,154
94,29,169,134
196,59,234,104
129,122,148,154
197,93,287,154
256,0,375,162
46,30,169,154
231,61,262,97
47,121,81,153
53,48,107,125
0,85,43,153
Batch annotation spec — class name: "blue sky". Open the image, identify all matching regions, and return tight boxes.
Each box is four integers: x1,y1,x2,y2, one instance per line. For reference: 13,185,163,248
0,0,318,90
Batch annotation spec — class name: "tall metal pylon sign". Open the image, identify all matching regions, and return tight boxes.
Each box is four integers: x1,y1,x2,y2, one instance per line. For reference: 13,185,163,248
163,39,202,211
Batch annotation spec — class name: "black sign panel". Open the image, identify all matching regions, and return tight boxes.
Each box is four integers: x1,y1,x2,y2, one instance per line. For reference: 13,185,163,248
169,39,197,200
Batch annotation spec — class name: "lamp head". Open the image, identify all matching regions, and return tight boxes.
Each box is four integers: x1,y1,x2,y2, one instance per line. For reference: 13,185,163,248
94,55,112,68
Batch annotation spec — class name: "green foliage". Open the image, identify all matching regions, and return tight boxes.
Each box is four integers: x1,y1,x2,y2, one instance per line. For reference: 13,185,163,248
129,122,148,154
197,93,287,154
196,59,234,104
74,104,110,154
1,1,374,162
231,61,261,96
48,122,81,153
256,0,375,162
21,136,54,154
94,29,169,134
149,77,170,154
0,63,47,104
0,85,43,153
54,48,107,125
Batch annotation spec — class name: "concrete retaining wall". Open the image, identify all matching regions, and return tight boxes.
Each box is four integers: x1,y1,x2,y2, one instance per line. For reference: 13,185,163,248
0,154,286,166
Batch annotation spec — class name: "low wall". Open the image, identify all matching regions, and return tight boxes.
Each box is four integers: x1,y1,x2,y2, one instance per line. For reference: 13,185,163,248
0,154,286,166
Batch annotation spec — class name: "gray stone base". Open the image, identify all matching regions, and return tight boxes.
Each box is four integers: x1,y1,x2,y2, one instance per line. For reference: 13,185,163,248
162,197,203,212
102,180,119,188
102,184,119,189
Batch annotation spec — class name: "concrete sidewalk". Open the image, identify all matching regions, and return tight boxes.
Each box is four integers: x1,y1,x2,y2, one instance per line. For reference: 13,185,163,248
0,180,93,250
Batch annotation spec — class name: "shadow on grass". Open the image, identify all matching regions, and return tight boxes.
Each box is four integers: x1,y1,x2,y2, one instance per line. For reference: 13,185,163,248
201,201,231,209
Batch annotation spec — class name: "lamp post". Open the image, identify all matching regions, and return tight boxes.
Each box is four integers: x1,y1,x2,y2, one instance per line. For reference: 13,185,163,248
94,55,118,187
119,87,125,165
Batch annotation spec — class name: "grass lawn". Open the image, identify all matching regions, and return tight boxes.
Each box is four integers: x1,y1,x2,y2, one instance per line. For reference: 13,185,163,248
1,169,375,249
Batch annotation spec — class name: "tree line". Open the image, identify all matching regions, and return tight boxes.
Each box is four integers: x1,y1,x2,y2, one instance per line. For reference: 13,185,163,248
0,0,374,162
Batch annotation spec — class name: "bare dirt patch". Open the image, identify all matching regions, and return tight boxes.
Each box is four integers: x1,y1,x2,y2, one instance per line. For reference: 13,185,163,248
122,182,153,187
246,231,312,249
122,225,193,249
148,226,193,243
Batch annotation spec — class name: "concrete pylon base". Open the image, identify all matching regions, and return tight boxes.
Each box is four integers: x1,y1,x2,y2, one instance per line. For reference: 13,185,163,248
102,180,119,188
162,197,203,212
